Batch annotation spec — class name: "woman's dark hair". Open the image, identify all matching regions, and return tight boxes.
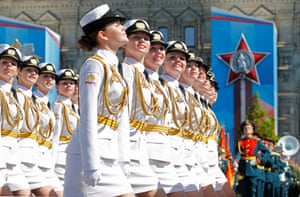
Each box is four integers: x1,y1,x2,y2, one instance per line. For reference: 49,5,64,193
77,29,103,52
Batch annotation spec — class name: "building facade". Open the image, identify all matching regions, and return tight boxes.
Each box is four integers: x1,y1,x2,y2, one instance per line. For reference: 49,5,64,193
0,0,300,154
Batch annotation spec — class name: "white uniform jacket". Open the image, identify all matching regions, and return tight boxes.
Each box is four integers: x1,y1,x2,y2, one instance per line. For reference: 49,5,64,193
52,95,79,166
121,57,156,164
15,83,40,165
160,74,187,166
206,107,220,168
144,68,172,162
0,80,23,167
34,89,56,169
179,83,198,167
67,49,130,171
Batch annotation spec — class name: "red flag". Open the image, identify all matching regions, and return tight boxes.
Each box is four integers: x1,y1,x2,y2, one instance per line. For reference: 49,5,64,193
225,133,231,157
225,159,235,188
225,133,235,188
219,126,226,154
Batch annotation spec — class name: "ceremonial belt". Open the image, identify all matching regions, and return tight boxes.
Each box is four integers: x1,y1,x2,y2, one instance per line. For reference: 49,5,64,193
97,114,117,130
257,164,265,170
241,156,256,161
144,123,169,134
60,135,71,142
207,135,217,141
197,135,208,143
168,128,195,140
130,119,146,131
19,131,38,141
1,129,19,138
181,130,195,140
143,124,198,141
168,127,181,136
265,167,272,171
38,138,52,149
191,134,199,142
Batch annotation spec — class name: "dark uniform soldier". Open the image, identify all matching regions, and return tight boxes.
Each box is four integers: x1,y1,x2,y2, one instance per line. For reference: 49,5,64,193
252,133,270,197
263,137,276,197
237,120,269,197
271,144,285,197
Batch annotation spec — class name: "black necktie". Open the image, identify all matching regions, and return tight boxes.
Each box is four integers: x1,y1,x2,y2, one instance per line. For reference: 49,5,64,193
179,84,186,100
47,101,51,110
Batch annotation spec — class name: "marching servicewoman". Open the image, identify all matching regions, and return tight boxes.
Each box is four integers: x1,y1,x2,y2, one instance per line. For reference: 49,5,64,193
16,55,55,196
144,30,187,197
192,58,219,197
159,40,200,197
205,72,236,197
52,68,79,187
178,50,206,197
64,4,135,197
34,62,63,196
121,19,167,197
0,44,30,196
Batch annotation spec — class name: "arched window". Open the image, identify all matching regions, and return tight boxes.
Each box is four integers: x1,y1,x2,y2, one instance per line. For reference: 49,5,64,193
184,26,195,47
158,27,169,42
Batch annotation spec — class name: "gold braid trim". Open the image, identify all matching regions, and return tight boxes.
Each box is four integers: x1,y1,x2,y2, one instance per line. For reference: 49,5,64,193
17,90,39,132
62,103,75,135
238,141,243,154
55,100,79,136
151,79,169,119
208,108,220,137
200,106,211,137
38,101,49,113
39,118,53,139
198,109,207,134
167,84,188,129
37,102,53,139
187,91,204,132
134,67,159,116
91,55,128,115
0,89,22,128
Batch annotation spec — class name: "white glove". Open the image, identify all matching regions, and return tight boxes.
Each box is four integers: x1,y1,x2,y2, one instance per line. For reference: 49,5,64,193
284,167,290,172
83,170,102,186
119,162,130,177
250,160,257,166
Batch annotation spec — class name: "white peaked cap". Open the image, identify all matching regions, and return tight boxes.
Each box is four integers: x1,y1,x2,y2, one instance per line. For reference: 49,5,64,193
80,4,110,28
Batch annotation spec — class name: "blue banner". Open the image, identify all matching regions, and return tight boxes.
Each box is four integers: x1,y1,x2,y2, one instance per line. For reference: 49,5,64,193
211,7,277,153
0,16,61,103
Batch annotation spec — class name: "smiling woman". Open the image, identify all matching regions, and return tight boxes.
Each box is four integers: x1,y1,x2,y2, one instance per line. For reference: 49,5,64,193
159,41,203,197
0,45,30,196
15,55,56,196
34,62,63,196
121,19,167,197
143,30,188,197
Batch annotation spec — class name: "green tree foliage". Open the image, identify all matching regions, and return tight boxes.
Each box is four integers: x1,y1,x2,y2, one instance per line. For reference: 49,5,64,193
245,92,277,141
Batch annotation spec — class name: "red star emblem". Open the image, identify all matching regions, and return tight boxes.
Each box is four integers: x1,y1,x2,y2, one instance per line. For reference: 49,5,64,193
217,34,269,85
